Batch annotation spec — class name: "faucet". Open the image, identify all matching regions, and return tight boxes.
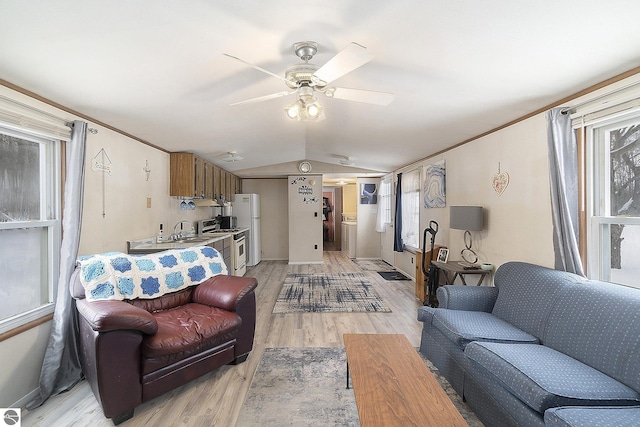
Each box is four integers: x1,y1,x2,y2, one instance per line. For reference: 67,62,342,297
172,220,194,240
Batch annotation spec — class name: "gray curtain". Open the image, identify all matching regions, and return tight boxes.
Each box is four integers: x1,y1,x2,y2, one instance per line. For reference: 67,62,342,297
546,108,585,276
27,120,87,409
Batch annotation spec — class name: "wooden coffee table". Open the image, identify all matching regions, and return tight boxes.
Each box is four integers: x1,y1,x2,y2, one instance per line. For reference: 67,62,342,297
344,334,467,426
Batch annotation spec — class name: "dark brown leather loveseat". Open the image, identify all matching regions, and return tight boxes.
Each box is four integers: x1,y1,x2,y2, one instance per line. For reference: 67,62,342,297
70,268,258,424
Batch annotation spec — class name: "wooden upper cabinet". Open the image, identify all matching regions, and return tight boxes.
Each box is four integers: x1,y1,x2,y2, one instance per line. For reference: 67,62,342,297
170,152,239,200
170,152,196,197
225,170,232,199
220,170,227,200
214,166,221,199
194,156,205,198
204,162,214,199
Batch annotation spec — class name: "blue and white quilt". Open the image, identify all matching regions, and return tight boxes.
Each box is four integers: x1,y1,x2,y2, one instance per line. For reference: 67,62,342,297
77,246,228,302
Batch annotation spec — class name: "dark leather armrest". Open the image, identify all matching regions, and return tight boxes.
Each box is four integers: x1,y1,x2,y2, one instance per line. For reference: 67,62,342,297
75,299,158,335
192,275,258,311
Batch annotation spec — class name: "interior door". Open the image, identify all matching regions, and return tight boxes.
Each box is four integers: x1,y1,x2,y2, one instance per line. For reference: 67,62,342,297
381,223,394,265
380,174,394,265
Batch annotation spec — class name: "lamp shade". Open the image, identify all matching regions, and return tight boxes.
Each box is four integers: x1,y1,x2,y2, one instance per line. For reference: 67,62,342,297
450,206,483,231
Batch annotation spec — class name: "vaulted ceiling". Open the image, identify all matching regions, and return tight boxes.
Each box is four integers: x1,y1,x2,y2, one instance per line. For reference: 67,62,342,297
2,1,640,182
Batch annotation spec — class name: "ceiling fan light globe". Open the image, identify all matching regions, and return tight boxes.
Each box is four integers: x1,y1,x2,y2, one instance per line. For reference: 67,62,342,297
285,101,301,119
307,103,320,117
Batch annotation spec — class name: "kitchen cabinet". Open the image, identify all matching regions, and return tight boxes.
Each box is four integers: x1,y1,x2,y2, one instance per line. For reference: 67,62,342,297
214,166,222,200
170,152,239,200
170,152,205,198
225,170,232,200
211,236,232,269
204,162,214,200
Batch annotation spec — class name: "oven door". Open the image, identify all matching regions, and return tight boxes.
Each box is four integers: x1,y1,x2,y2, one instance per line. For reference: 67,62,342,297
233,236,247,276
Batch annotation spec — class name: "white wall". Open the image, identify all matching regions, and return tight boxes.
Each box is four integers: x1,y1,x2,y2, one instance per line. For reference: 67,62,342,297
394,113,554,283
288,175,323,263
342,183,357,215
241,178,289,260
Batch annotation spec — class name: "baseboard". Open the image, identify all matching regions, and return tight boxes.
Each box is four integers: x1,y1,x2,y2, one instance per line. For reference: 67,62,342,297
12,387,39,409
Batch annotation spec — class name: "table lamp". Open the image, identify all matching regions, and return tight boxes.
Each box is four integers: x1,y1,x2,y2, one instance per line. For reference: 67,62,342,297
450,206,483,263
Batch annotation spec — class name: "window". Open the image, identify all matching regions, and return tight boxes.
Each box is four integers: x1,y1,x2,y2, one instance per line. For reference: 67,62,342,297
586,112,640,288
0,128,61,332
401,169,421,249
376,176,392,232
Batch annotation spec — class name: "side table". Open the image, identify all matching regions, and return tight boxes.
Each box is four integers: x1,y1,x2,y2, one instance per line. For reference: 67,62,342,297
432,260,489,286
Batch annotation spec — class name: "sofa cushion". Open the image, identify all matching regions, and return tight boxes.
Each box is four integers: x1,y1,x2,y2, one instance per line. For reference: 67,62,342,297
431,309,539,349
544,280,640,393
141,303,241,374
544,406,640,427
465,342,640,414
491,262,582,340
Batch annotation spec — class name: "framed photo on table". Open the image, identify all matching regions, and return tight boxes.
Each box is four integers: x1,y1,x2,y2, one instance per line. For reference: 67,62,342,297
437,248,449,263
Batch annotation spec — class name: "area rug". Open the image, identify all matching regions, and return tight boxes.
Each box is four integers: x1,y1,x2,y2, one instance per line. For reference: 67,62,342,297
272,273,391,314
352,258,393,271
237,347,483,427
378,271,411,281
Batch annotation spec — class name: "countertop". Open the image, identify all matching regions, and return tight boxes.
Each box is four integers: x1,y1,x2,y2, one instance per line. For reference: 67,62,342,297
127,228,248,254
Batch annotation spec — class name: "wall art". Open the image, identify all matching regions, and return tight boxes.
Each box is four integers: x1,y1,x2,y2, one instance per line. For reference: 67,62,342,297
424,160,446,208
491,163,509,196
360,183,378,204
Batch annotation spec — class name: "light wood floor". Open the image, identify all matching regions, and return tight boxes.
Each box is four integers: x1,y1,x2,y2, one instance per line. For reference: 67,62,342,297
23,251,423,427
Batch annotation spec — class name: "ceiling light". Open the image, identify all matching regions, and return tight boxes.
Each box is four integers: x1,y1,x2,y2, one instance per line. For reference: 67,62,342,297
284,98,325,122
307,103,319,117
285,101,300,119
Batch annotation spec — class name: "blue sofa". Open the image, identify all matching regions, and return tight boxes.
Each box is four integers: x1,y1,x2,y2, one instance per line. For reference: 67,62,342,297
417,261,640,426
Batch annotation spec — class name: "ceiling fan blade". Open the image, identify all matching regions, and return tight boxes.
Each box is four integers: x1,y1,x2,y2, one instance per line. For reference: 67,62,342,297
223,53,286,82
230,90,296,106
326,87,394,105
313,42,373,85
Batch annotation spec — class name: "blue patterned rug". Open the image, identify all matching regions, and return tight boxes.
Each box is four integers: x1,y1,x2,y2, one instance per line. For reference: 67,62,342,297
272,273,391,313
237,347,483,426
352,258,394,271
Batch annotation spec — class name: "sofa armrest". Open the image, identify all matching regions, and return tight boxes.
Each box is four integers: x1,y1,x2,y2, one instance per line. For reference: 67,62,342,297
437,285,499,311
75,299,157,335
192,275,258,311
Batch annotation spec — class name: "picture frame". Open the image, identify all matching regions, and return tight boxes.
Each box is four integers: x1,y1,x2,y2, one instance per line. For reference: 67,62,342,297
360,183,378,204
437,248,449,263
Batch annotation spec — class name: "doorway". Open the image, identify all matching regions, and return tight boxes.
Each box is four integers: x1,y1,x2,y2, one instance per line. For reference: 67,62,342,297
323,187,343,251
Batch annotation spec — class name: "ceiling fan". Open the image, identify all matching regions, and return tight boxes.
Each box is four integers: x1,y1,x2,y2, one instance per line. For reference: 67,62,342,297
221,151,244,162
224,41,394,121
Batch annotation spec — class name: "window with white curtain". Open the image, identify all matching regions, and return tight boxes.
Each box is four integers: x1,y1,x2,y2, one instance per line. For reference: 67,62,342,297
585,110,640,288
401,169,421,249
376,175,392,232
0,127,61,332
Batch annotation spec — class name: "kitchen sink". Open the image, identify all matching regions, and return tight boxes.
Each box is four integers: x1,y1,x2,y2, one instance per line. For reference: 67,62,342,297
174,237,211,243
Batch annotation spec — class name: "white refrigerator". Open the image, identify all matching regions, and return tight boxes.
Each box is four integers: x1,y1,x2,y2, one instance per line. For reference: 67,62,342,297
233,193,261,266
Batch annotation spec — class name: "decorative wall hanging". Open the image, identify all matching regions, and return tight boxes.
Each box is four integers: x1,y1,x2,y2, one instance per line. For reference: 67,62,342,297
91,148,112,175
360,183,378,204
143,160,151,181
491,163,510,196
91,148,112,218
424,160,446,208
298,185,313,195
